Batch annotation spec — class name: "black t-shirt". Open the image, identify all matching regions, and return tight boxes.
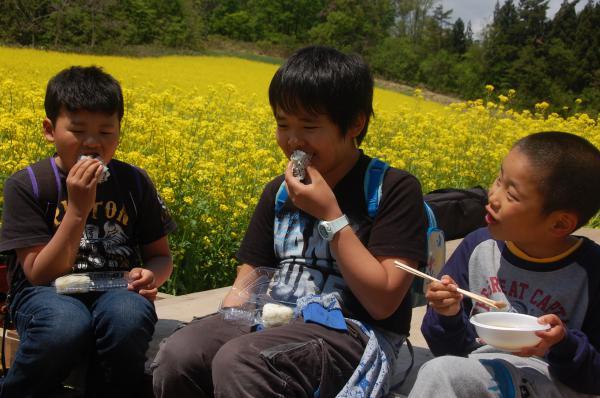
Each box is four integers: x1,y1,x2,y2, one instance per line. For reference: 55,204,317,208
236,152,427,335
0,157,176,295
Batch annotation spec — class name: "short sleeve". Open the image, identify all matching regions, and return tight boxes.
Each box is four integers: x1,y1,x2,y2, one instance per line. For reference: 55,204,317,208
236,177,281,268
134,169,176,245
0,173,53,253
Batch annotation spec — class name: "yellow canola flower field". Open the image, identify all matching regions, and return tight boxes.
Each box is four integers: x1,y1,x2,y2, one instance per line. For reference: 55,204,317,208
1,47,599,294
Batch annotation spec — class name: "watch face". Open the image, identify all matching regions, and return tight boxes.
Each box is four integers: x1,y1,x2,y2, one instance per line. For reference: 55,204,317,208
318,222,331,240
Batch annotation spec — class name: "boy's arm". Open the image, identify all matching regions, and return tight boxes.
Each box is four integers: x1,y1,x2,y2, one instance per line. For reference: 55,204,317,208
286,164,420,320
421,235,479,356
221,263,258,307
544,304,600,394
17,159,103,284
139,236,173,288
128,236,172,301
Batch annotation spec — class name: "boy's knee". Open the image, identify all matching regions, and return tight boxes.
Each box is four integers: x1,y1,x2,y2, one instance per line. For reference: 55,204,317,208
33,300,93,354
152,330,212,386
212,339,254,380
93,290,156,334
417,356,470,382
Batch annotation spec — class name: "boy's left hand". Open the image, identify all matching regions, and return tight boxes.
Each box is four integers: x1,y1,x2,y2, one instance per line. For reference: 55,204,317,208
128,267,158,301
284,163,341,220
515,314,566,357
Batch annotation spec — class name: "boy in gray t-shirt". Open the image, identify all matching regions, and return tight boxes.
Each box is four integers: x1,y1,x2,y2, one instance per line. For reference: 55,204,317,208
411,132,600,397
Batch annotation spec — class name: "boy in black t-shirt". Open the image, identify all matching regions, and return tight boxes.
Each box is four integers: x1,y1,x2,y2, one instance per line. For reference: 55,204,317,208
0,66,175,397
153,46,426,398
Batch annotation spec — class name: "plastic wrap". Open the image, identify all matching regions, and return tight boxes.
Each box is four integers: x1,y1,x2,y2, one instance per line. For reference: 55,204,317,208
218,267,296,327
290,150,312,181
54,271,129,294
78,154,110,183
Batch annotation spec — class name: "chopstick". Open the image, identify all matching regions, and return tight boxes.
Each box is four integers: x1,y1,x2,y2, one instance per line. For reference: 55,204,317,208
394,261,507,310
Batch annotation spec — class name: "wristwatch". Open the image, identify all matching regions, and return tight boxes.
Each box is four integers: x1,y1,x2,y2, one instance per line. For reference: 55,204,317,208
318,214,349,241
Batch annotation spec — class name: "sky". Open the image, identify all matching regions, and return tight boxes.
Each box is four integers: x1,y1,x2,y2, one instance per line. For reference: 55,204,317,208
440,0,586,37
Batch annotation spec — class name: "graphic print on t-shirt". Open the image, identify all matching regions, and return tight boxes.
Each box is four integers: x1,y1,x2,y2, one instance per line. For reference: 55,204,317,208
272,210,349,304
54,198,136,272
467,239,589,329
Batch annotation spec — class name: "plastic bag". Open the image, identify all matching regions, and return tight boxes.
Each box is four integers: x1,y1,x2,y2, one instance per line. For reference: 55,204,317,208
218,267,295,326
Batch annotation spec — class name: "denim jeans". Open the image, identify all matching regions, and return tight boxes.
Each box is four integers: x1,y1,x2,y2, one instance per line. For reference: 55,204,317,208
1,286,157,398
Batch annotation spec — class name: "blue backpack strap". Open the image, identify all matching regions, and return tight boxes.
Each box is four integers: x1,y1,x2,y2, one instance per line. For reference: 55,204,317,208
424,202,437,229
364,158,389,218
274,181,288,214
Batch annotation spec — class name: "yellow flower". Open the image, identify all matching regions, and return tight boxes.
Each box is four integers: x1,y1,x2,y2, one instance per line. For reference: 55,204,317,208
498,95,508,103
535,101,550,111
183,196,193,204
161,187,175,204
485,84,495,93
575,98,582,105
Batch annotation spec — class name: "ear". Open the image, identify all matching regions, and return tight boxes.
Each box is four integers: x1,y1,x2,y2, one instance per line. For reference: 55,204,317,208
347,113,366,140
549,211,578,237
43,118,55,143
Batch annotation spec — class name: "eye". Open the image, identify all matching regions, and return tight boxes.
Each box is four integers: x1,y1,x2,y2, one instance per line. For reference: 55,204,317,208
506,190,519,202
276,123,288,129
101,131,113,135
70,129,84,134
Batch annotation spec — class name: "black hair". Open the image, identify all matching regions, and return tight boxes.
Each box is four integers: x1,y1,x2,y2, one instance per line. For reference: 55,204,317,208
268,46,374,145
44,66,124,125
514,131,600,228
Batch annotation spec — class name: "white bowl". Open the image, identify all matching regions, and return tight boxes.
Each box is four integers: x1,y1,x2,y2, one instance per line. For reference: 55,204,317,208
470,312,550,351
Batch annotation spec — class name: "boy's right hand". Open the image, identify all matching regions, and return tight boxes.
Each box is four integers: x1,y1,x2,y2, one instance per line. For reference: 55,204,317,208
425,275,463,316
66,158,103,218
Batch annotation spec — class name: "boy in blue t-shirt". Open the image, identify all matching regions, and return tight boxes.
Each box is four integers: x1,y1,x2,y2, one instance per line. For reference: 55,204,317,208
0,66,175,397
411,132,600,397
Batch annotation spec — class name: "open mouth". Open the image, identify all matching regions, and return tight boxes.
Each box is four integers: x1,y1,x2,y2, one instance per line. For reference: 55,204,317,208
485,210,498,225
80,152,100,158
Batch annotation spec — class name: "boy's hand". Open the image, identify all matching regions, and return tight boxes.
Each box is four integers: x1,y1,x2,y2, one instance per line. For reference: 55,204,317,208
128,267,158,301
66,158,104,218
516,314,566,357
284,163,342,220
425,275,463,316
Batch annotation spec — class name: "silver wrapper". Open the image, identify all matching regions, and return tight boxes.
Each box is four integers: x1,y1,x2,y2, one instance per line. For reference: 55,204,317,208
290,150,312,181
79,155,110,183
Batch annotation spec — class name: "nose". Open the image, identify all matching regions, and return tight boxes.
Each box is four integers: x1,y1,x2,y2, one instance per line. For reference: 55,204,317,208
487,185,500,211
82,134,100,148
287,133,305,149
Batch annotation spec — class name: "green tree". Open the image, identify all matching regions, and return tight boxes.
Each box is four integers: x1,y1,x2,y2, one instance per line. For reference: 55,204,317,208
309,0,394,53
370,36,420,82
450,17,467,54
482,0,522,88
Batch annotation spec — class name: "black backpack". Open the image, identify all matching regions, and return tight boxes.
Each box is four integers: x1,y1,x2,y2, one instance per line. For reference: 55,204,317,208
423,187,488,241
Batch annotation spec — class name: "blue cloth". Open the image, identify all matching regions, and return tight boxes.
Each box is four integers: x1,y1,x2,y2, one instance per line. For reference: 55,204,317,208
302,302,347,331
4,286,157,398
295,294,407,398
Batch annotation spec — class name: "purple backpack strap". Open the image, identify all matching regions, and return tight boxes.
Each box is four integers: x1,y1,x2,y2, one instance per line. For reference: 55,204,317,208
26,158,62,202
26,166,39,200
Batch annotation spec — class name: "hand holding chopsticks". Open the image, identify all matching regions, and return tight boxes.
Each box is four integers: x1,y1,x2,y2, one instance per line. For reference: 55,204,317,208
394,261,507,310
